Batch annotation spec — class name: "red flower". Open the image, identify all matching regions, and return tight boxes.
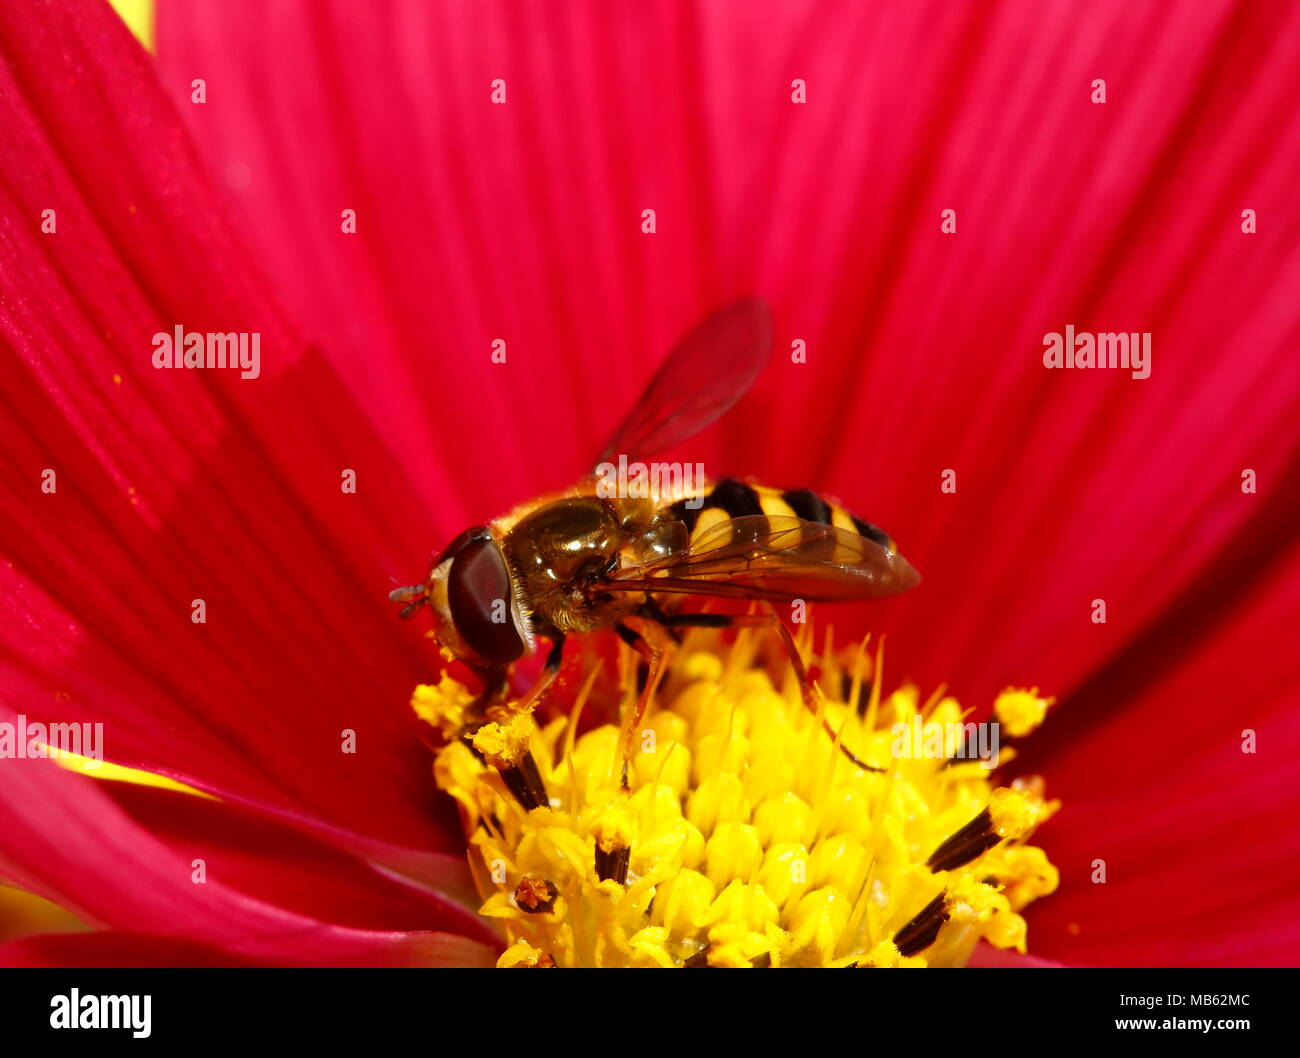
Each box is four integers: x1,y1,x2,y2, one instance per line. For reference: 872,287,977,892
1,0,1298,966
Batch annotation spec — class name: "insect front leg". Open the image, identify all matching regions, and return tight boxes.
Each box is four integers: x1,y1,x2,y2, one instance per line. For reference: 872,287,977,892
501,633,567,721
465,663,509,723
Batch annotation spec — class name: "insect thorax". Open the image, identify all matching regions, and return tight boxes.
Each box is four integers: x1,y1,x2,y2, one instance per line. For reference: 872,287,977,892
498,493,689,636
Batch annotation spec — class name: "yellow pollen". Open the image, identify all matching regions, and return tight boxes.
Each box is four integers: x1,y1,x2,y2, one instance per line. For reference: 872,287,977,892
410,674,473,741
471,714,533,770
994,687,1055,737
593,798,637,853
417,626,1060,967
979,845,1060,911
989,786,1049,839
497,939,556,968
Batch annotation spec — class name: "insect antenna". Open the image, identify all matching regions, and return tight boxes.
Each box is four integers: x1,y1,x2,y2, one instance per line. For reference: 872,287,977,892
389,584,428,619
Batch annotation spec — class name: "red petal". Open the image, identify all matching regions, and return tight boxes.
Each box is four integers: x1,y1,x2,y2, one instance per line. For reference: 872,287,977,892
0,931,258,968
5,0,1295,971
156,0,1300,708
966,943,1061,969
0,927,494,968
0,0,461,857
100,781,489,936
151,2,1300,966
1011,540,1300,966
0,715,495,965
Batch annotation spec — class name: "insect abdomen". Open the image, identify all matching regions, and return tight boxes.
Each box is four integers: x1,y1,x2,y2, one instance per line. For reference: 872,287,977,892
668,477,897,552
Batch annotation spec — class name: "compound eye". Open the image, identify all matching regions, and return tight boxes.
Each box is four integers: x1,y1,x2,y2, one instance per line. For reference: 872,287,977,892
447,537,524,665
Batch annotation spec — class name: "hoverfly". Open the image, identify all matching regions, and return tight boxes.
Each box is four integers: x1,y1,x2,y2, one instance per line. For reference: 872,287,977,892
392,299,919,787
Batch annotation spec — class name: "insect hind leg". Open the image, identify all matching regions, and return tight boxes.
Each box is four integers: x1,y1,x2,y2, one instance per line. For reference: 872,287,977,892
614,621,666,790
647,605,884,774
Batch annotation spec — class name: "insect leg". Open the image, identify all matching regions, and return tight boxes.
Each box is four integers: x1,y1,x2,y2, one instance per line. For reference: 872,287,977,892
637,596,684,644
614,621,666,790
505,633,566,719
648,606,884,773
464,664,508,723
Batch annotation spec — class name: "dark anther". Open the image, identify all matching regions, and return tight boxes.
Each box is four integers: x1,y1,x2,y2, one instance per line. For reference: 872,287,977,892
925,808,1000,872
683,948,711,968
893,892,949,957
594,842,631,885
519,751,548,805
514,876,559,915
497,749,549,812
474,812,503,836
750,953,772,969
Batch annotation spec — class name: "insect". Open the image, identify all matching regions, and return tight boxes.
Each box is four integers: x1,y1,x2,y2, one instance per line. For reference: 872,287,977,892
391,299,919,787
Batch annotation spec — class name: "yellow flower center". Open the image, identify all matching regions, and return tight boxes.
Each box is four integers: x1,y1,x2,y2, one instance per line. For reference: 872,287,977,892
417,626,1059,967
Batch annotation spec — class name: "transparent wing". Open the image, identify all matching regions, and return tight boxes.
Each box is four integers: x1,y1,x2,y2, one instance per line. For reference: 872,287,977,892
605,515,921,602
593,298,772,467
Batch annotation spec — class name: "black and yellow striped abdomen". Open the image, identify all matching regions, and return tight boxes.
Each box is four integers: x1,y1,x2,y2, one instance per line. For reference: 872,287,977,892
667,477,898,553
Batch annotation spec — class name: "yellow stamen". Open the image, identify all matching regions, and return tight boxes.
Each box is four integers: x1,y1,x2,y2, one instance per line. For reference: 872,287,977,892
471,715,533,771
498,939,556,968
410,674,473,741
989,786,1048,839
416,626,1059,967
994,687,1056,738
